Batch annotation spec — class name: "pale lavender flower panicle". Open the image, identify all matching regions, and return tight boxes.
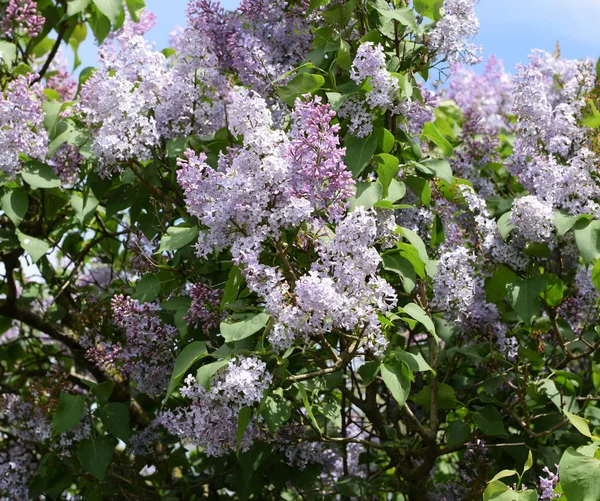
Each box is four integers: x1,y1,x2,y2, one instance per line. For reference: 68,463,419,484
80,31,167,176
1,0,45,39
0,445,37,500
44,49,78,101
539,464,559,500
160,357,271,456
511,195,555,243
427,0,481,65
0,74,48,176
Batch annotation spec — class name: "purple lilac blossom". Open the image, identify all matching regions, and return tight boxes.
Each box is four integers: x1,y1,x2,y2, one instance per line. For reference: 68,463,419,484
539,465,559,500
1,0,44,39
511,195,555,243
184,282,222,333
0,75,48,176
107,295,178,396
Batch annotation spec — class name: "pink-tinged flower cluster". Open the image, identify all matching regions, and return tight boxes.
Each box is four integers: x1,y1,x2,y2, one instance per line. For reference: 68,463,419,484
1,0,45,39
427,0,481,65
185,282,222,333
104,295,178,396
161,357,271,456
0,74,48,176
288,95,355,219
44,50,78,101
510,50,599,216
80,32,167,176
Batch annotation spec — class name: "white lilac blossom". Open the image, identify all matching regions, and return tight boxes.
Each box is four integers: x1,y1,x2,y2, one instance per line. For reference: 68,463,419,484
460,186,529,270
155,26,227,139
0,75,48,176
80,31,167,175
0,445,37,501
510,50,600,216
90,295,179,396
511,195,555,243
427,0,481,66
269,209,397,354
339,43,399,138
160,357,271,456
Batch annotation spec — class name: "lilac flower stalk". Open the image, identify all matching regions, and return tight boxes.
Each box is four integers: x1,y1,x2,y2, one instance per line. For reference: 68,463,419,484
1,0,45,39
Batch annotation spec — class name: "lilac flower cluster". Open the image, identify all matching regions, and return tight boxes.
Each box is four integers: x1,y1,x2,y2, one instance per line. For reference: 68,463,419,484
44,50,78,101
161,357,271,456
511,195,555,243
184,282,222,333
106,295,178,396
0,75,48,176
427,0,481,65
0,445,36,501
80,31,167,175
1,0,45,39
558,268,599,333
539,465,559,500
510,50,599,216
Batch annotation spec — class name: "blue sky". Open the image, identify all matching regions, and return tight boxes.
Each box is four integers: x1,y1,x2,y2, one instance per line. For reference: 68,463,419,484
72,0,600,74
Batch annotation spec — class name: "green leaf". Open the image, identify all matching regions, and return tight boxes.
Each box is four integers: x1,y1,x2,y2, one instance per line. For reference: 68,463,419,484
413,0,443,20
0,41,17,66
416,158,453,184
21,162,61,189
16,229,49,263
559,446,600,501
261,396,292,432
412,383,456,409
395,351,433,373
554,211,588,237
336,39,352,70
472,405,507,436
490,470,518,483
381,362,411,407
593,260,600,294
575,220,600,264
91,380,114,404
92,0,122,23
497,212,514,240
1,188,28,226
221,266,244,308
67,0,91,16
541,274,566,307
523,450,533,474
349,181,382,210
358,361,380,386
506,276,546,325
158,226,198,252
276,73,325,106
77,436,116,481
97,403,131,442
197,360,229,390
383,253,416,293
374,127,395,153
53,394,85,435
564,410,593,438
485,265,519,303
133,274,161,303
421,123,453,157
405,175,431,205
374,154,400,198
220,312,270,342
446,420,470,448
376,6,417,30
237,407,252,451
345,133,377,178
125,0,145,22
297,383,321,432
70,192,99,225
401,303,436,338
164,341,208,401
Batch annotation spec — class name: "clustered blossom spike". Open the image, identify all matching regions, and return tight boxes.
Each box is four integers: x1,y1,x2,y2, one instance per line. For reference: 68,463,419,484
511,195,555,243
161,357,271,456
0,74,48,176
539,465,559,500
95,295,179,396
184,282,222,333
0,445,36,500
80,31,167,175
510,50,599,216
1,0,45,39
427,0,481,65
